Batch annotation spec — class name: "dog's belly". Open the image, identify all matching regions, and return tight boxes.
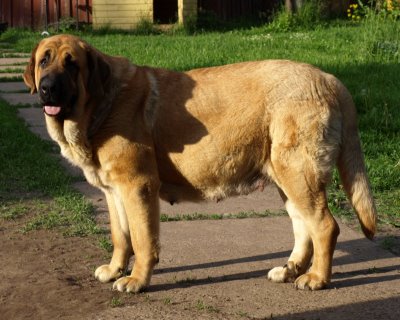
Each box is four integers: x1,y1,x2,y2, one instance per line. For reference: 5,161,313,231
157,142,271,203
159,175,270,204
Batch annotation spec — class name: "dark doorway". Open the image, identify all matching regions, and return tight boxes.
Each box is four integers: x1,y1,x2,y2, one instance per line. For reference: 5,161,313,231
153,0,178,24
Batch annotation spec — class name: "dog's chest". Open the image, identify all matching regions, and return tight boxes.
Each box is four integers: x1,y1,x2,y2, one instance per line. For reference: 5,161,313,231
82,166,107,189
57,139,108,189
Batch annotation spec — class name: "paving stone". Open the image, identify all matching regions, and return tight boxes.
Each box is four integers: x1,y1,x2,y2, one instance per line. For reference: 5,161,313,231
0,92,38,106
0,73,22,79
0,65,24,71
0,52,30,57
97,217,400,320
0,81,29,92
73,181,286,218
0,57,29,65
17,107,44,128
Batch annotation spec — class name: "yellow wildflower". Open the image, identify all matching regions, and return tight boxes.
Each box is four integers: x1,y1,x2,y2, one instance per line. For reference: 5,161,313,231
387,0,393,11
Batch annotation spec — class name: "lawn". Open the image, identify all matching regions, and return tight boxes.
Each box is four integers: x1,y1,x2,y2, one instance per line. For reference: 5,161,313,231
0,13,399,229
0,99,101,236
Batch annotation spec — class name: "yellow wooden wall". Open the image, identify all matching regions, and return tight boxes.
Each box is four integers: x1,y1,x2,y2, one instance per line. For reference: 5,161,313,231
93,0,198,29
93,0,153,29
178,0,197,24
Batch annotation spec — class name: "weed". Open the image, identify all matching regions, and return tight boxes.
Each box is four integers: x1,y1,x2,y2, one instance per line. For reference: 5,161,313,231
0,202,29,220
367,266,379,274
267,0,328,32
110,296,124,308
143,293,151,302
175,275,197,284
99,237,113,253
163,297,172,305
381,236,396,251
133,18,161,35
195,300,219,313
237,310,249,317
160,210,283,223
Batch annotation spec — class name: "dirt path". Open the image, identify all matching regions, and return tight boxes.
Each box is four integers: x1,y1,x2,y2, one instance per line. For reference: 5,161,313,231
1,212,400,320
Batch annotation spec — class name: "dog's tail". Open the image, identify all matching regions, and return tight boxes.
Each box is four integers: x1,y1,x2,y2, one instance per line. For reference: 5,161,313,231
337,88,377,240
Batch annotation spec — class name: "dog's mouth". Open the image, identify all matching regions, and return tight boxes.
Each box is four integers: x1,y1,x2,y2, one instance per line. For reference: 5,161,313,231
39,73,78,119
43,105,62,116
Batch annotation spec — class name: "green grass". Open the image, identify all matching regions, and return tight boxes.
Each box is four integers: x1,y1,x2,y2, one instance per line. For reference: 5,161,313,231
0,201,30,219
0,99,102,236
160,210,284,222
0,11,399,229
195,300,220,313
0,76,22,82
0,67,24,73
110,296,124,308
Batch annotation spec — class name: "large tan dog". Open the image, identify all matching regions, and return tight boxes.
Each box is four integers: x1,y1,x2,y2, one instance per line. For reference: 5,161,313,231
24,34,377,293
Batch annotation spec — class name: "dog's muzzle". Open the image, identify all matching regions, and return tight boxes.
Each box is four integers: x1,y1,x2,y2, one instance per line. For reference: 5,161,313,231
39,73,76,117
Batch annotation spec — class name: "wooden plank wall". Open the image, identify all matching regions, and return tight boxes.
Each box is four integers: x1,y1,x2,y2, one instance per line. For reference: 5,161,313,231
92,0,152,29
0,0,92,30
198,0,280,21
178,0,197,24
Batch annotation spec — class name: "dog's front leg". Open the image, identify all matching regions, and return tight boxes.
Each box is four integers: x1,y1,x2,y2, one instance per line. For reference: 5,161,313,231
111,176,160,293
95,189,133,283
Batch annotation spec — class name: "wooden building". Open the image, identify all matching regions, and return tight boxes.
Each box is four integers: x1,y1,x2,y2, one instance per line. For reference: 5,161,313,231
0,0,310,31
92,0,197,29
0,0,91,30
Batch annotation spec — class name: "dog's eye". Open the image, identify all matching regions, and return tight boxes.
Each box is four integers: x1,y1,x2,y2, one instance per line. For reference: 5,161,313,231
65,53,72,63
39,57,48,68
65,53,78,69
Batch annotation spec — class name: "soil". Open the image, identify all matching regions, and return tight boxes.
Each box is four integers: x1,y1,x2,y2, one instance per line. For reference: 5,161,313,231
0,211,114,319
1,204,400,320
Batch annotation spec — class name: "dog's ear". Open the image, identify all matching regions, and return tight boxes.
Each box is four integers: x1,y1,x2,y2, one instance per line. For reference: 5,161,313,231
23,44,38,94
86,45,111,99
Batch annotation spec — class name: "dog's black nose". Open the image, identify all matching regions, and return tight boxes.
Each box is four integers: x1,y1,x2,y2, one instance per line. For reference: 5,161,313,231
39,76,56,100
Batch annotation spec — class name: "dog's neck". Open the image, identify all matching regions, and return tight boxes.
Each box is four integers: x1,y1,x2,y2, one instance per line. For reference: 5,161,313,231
87,62,135,138
87,86,116,138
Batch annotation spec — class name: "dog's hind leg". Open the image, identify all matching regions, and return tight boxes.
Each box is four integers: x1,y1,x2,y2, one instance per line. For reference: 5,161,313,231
268,165,340,290
268,188,313,283
266,109,341,290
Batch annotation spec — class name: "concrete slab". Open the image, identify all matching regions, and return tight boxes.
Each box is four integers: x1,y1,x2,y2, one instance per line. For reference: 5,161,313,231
0,65,24,71
0,92,39,106
74,181,285,218
0,57,29,65
159,185,285,214
0,73,22,79
0,52,30,58
92,217,400,320
0,82,29,92
17,107,44,128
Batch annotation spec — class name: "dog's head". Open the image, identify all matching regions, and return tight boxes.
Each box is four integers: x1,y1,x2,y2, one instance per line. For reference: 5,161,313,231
24,34,110,119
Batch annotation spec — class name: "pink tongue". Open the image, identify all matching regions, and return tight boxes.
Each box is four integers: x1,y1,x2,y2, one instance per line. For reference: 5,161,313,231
44,106,61,116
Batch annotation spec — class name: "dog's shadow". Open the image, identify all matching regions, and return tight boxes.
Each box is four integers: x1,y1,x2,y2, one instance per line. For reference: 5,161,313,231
142,238,400,292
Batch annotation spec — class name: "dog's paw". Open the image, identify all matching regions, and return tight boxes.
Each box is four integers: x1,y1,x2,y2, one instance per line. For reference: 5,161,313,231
267,263,298,283
294,272,327,290
112,276,147,293
95,264,123,283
